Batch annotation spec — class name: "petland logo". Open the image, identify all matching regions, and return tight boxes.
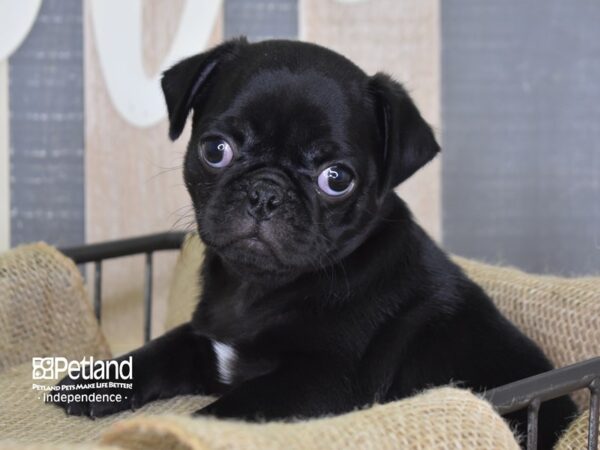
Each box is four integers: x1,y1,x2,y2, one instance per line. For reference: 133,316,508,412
32,356,132,381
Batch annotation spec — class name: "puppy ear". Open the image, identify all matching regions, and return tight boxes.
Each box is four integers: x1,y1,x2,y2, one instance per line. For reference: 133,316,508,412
161,38,248,140
369,73,440,189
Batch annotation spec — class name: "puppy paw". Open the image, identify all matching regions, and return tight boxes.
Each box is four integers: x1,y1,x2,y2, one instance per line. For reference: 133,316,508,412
48,358,142,419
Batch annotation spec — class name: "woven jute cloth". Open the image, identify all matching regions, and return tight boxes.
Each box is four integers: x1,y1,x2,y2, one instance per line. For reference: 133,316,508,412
0,361,214,447
0,442,119,450
0,243,111,372
0,362,523,449
453,256,600,377
555,408,598,450
99,387,520,450
165,233,205,331
0,237,598,449
454,255,600,411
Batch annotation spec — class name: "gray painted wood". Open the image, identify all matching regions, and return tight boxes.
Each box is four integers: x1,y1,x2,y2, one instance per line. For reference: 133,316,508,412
9,0,84,247
442,1,600,275
225,0,297,41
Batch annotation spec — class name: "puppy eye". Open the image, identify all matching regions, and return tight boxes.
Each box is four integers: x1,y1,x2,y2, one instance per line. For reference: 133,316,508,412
317,164,355,197
199,138,234,168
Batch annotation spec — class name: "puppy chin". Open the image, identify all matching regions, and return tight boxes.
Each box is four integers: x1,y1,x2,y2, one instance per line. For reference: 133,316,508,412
197,209,313,280
214,236,292,278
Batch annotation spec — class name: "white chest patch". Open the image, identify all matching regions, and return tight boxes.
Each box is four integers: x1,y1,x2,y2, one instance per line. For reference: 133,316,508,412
212,340,237,385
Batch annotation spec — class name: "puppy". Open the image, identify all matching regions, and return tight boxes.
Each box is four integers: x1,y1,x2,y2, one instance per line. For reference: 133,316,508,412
55,38,576,448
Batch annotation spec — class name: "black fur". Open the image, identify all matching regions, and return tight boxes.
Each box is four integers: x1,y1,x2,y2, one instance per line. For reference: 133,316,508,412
55,38,576,448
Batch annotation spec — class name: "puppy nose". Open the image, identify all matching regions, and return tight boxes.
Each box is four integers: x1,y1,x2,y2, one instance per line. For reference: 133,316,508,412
247,180,283,220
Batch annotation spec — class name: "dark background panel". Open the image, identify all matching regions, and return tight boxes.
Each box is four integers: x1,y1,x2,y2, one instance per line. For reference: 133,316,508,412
442,1,600,275
224,0,298,41
9,0,84,247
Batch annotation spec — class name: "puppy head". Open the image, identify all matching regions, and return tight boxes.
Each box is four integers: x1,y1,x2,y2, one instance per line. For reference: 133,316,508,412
162,39,439,280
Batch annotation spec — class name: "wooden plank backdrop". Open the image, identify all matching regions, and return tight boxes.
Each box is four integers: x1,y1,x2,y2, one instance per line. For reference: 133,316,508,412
84,0,223,354
300,0,442,241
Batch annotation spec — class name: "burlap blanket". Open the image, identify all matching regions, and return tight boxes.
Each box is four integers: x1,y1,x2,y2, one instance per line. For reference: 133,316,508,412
0,242,110,371
0,238,598,449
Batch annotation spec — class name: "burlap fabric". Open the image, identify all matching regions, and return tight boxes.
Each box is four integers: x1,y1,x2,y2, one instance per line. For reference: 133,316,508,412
555,408,598,450
453,255,600,411
453,256,600,377
165,233,205,331
0,361,214,446
0,237,597,449
0,442,119,450
0,243,110,372
0,243,209,447
99,387,520,450
0,362,523,449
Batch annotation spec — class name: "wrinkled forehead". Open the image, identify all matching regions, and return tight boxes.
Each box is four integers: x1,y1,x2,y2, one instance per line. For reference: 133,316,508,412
223,69,354,142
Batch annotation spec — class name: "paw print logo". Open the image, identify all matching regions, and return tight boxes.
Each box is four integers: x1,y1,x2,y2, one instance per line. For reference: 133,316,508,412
32,357,54,380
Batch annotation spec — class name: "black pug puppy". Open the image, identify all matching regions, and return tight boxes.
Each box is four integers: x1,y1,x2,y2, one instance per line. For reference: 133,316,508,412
55,38,576,448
